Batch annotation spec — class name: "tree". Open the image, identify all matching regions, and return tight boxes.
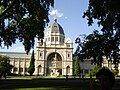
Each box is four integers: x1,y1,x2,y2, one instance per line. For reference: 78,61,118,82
0,55,13,79
75,0,120,69
0,0,54,54
74,56,81,76
87,66,101,77
76,31,106,67
28,50,35,75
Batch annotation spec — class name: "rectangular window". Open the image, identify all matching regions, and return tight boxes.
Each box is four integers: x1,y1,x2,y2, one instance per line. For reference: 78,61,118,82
25,68,28,72
63,38,64,43
60,37,61,42
51,37,54,41
19,68,23,72
55,37,58,41
13,67,18,72
67,44,70,47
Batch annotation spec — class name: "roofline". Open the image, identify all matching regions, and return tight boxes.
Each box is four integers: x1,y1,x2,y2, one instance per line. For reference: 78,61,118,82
0,52,32,54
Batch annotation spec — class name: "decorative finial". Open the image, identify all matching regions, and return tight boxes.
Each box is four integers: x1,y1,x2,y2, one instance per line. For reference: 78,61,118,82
54,18,57,22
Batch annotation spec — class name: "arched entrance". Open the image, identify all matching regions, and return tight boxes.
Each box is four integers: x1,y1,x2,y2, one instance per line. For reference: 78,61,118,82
47,52,62,76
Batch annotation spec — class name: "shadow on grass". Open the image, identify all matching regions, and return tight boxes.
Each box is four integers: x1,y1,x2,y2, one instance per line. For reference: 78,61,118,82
0,78,89,90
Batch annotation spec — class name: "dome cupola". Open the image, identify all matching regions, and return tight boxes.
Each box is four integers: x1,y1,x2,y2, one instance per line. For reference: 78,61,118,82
50,19,65,35
44,19,65,45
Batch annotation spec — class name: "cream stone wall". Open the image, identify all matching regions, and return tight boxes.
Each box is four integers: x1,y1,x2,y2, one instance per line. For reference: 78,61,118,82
2,56,31,75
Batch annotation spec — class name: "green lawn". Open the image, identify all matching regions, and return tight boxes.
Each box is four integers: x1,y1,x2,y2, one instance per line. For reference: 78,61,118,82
0,77,89,90
0,77,120,90
16,87,74,90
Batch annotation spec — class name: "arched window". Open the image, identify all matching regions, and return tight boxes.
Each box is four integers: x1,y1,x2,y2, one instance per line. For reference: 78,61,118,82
40,52,43,59
66,66,70,75
40,52,42,57
68,54,70,58
38,65,42,73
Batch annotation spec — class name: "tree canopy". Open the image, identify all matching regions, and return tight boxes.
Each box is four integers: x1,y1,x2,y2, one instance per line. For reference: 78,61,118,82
83,0,120,55
0,0,54,54
0,55,13,79
75,0,120,68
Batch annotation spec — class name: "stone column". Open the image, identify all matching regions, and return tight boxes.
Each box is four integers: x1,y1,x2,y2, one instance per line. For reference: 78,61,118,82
37,66,39,75
44,60,47,76
11,58,15,73
23,58,26,76
18,58,20,74
13,58,15,73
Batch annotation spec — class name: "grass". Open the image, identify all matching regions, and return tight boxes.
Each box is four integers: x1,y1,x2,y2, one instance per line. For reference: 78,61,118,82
16,87,74,90
0,76,120,90
0,77,89,90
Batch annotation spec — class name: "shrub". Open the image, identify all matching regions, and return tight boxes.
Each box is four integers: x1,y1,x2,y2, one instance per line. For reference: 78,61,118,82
111,70,119,76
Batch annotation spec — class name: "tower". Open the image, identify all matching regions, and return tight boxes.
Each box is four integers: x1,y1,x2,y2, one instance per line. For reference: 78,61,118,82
35,19,73,76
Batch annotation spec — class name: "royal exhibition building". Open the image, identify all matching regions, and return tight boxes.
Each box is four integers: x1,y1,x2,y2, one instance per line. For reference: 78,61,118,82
0,19,73,76
0,19,119,77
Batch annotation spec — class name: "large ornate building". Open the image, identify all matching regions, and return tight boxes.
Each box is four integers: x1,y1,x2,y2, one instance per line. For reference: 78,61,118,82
0,19,73,76
0,19,120,77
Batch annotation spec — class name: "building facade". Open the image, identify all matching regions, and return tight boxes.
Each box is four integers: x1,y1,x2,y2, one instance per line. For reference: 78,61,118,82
0,19,73,76
79,57,120,76
0,52,31,75
1,19,119,77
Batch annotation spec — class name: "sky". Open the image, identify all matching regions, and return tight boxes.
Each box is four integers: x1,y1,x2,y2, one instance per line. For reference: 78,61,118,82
0,0,100,53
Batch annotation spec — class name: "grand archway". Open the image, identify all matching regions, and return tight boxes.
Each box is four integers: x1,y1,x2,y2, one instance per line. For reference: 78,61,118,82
47,52,62,76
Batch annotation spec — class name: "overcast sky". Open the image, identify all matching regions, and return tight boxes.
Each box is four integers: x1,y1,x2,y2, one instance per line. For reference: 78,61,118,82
0,0,100,53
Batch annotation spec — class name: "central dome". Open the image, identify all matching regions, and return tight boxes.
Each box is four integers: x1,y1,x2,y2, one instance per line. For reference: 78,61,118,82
44,19,65,45
50,19,65,35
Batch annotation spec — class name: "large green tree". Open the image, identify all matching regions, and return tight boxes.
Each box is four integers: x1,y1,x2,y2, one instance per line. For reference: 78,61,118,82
75,31,106,67
76,0,120,69
0,55,13,79
0,0,54,54
28,50,35,75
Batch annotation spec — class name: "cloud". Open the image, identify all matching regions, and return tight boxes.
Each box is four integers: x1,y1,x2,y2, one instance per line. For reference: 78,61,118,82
49,9,63,18
0,45,26,53
12,46,25,52
65,17,68,19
